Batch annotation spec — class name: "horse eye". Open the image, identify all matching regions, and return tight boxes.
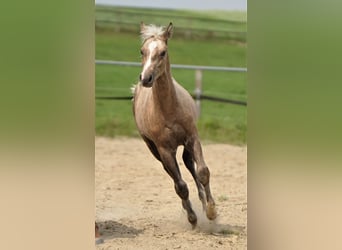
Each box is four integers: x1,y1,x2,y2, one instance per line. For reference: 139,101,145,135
160,51,166,57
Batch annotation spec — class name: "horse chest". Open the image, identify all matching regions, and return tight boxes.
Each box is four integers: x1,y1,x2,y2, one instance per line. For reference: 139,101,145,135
134,84,195,144
138,111,188,142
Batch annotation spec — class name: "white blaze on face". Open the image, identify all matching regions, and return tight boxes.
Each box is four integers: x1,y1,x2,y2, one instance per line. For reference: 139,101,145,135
141,41,158,80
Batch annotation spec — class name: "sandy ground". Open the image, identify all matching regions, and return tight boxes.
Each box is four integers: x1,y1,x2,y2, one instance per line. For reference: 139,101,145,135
95,137,247,250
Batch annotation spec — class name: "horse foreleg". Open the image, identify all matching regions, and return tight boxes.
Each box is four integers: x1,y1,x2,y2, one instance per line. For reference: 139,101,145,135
193,140,217,220
159,147,197,227
141,135,161,161
182,147,206,212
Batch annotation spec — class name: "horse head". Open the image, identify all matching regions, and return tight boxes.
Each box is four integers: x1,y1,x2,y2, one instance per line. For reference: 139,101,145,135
139,22,173,87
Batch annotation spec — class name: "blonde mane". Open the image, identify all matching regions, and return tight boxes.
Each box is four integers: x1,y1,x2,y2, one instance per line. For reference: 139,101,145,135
140,24,165,43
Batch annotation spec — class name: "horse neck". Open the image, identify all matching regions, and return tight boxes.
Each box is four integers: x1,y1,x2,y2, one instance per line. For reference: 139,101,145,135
152,57,177,115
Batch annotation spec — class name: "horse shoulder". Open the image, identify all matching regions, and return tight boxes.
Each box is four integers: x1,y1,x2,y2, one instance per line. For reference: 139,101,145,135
173,80,197,119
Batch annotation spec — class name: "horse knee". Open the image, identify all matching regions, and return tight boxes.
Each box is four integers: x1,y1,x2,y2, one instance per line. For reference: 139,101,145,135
175,180,189,200
198,166,210,186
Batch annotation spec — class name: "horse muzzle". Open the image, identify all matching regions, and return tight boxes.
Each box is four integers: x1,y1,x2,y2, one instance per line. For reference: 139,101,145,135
140,73,154,87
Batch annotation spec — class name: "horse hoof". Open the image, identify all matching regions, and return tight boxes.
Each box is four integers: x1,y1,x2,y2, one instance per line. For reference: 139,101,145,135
188,213,197,227
206,203,217,220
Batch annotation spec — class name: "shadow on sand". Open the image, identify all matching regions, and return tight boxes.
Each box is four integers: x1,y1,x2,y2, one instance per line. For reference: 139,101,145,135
97,220,144,240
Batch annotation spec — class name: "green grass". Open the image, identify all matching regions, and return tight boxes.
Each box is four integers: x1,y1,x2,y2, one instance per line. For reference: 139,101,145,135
96,6,247,25
96,6,247,42
96,7,247,144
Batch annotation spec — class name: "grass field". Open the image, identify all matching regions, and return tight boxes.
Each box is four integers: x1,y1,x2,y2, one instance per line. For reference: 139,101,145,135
96,7,247,144
96,6,247,42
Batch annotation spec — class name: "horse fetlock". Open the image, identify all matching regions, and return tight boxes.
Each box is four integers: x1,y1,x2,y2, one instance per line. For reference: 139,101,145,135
188,212,197,227
181,199,197,226
198,166,210,185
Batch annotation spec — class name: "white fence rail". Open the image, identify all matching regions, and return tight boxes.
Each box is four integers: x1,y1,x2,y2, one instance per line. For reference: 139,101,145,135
95,60,247,72
96,60,247,115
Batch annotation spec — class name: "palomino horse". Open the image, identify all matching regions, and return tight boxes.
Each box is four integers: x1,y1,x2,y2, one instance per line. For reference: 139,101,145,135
132,22,217,227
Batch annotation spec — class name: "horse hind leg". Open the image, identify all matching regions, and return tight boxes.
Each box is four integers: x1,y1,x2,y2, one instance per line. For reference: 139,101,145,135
182,147,206,212
193,140,217,220
159,147,197,227
199,167,217,220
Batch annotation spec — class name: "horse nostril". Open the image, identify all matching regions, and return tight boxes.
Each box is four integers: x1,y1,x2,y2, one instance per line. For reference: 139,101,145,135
139,74,142,81
140,73,154,86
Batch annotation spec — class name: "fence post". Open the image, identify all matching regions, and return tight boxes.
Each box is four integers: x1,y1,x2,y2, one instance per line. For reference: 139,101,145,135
194,69,202,117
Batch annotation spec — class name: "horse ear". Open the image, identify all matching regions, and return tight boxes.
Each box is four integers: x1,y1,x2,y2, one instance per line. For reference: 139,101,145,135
140,21,146,32
163,22,173,41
